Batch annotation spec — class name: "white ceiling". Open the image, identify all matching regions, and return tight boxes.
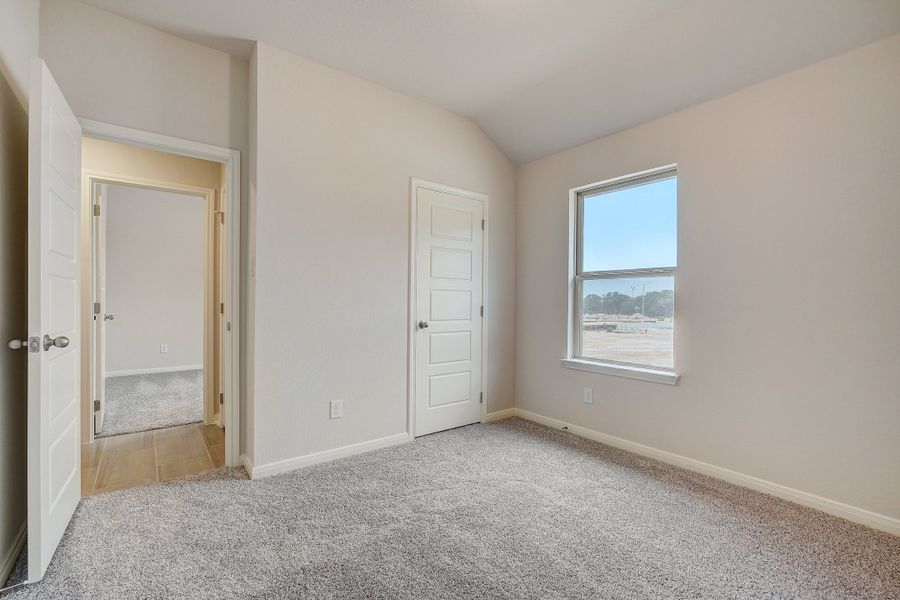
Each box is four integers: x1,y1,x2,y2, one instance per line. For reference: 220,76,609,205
80,0,900,164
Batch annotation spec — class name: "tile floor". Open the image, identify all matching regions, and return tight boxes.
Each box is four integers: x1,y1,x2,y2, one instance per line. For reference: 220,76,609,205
81,423,225,496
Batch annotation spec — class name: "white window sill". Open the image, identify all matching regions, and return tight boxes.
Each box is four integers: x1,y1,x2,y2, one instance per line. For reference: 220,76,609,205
560,358,679,385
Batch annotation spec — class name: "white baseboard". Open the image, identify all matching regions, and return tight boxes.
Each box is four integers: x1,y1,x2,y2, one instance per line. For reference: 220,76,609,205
506,408,900,537
0,522,26,586
246,433,412,480
105,364,203,378
484,408,517,422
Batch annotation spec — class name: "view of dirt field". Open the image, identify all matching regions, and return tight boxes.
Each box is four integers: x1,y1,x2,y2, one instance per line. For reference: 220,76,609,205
581,325,673,369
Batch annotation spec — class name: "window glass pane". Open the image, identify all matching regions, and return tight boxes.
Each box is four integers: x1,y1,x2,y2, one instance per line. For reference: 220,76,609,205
581,176,677,272
580,276,674,369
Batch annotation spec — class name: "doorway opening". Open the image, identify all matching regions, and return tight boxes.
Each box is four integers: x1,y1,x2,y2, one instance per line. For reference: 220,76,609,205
78,130,240,495
93,181,213,438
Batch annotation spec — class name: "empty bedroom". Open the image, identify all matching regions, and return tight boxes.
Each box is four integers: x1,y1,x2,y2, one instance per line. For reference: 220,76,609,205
0,0,897,598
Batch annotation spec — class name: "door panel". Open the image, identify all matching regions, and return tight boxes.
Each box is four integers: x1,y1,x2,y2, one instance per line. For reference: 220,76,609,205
429,290,471,321
430,248,472,280
28,59,82,582
92,182,106,433
429,331,471,364
414,185,483,436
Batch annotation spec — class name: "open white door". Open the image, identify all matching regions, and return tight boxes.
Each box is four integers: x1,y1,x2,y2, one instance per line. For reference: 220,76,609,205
27,59,82,582
216,184,226,427
92,182,107,433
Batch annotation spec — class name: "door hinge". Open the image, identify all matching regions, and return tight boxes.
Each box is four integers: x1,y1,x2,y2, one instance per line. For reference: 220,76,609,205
220,302,224,315
480,392,483,404
219,392,224,405
216,210,225,224
93,399,101,412
481,219,485,230
480,305,484,317
93,204,100,217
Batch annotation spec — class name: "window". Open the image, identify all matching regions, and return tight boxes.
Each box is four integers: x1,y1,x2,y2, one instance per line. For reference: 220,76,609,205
564,166,677,383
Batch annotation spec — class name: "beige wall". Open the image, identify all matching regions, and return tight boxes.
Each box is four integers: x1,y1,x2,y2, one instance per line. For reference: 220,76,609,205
249,43,516,467
0,0,36,580
515,34,900,520
0,69,28,586
0,0,39,110
42,0,250,451
40,0,246,152
104,185,206,374
82,137,222,189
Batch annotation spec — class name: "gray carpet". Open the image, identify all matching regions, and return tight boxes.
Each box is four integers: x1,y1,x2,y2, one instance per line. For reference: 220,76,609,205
97,370,204,437
5,418,898,599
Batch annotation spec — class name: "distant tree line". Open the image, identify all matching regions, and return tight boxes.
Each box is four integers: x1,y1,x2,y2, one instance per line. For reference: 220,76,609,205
583,289,674,318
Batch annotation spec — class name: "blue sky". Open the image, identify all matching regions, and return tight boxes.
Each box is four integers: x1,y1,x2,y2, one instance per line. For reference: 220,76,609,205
582,176,677,272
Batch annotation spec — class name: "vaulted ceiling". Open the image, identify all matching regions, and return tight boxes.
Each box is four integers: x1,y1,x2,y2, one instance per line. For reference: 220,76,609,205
80,0,900,163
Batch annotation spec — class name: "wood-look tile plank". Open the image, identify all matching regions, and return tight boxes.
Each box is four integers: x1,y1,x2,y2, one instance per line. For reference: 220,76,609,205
199,424,225,447
93,447,158,493
82,466,98,496
159,455,214,482
103,430,154,456
207,443,225,468
86,423,219,497
81,440,105,469
154,426,208,464
154,423,198,440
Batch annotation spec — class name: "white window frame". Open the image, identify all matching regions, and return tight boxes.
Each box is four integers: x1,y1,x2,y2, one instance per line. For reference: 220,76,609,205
561,165,679,385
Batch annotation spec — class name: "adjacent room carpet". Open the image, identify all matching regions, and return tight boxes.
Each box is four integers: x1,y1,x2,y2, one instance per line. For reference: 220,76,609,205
97,370,204,437
7,418,898,599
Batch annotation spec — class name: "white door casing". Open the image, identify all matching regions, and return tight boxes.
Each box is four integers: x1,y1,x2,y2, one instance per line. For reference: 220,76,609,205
79,120,241,467
412,181,485,436
28,59,83,581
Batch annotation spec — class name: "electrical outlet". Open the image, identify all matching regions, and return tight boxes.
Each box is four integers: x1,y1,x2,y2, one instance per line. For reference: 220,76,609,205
160,344,168,353
329,399,343,419
583,388,593,405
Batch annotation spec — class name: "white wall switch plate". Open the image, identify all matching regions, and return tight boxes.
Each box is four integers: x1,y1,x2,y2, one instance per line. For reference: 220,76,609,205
160,344,168,353
583,388,593,404
329,399,343,419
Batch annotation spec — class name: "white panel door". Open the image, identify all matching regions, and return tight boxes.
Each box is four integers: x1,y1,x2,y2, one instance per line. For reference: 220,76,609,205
414,185,484,436
28,59,82,582
216,185,226,426
92,182,107,433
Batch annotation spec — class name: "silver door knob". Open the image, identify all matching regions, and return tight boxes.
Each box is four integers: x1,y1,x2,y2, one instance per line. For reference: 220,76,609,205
43,334,69,351
417,321,430,329
103,314,115,321
7,339,26,350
